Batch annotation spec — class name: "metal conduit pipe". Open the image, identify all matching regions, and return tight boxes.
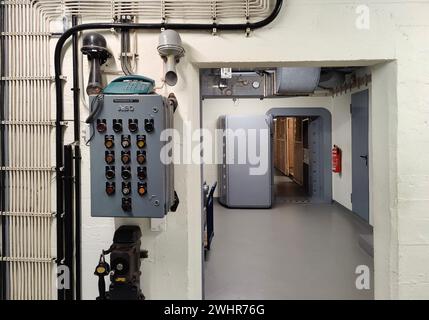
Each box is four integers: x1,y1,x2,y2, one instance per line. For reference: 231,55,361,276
63,145,74,300
1,1,53,300
34,0,273,19
54,0,283,300
0,0,7,301
71,15,82,301
120,29,134,76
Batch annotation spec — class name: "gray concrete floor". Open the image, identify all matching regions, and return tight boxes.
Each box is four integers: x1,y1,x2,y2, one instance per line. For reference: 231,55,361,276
204,202,374,300
274,169,310,203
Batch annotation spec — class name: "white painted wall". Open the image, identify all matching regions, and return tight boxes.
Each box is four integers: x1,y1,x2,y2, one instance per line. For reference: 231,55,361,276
331,84,373,226
370,61,398,298
53,0,429,299
331,93,352,209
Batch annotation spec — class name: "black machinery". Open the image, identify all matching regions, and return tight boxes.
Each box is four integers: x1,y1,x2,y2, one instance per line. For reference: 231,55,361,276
94,225,147,300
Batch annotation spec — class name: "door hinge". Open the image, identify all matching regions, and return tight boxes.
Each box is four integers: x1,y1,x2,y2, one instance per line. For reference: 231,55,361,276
350,193,353,203
350,104,353,114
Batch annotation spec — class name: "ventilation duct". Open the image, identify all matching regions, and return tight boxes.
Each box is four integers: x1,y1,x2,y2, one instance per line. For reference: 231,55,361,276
318,71,345,89
276,67,321,95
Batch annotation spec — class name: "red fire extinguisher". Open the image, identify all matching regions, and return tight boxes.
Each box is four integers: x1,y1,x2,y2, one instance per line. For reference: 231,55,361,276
332,145,342,173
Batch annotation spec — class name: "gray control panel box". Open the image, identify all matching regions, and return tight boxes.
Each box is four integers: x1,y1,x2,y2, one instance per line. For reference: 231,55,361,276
89,94,174,218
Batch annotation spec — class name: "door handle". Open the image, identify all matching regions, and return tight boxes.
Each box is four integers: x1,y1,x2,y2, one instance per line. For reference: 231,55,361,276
360,155,368,166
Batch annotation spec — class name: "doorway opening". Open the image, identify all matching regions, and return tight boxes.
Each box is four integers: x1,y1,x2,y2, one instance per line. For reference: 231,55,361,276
274,116,315,203
200,66,375,300
268,107,332,205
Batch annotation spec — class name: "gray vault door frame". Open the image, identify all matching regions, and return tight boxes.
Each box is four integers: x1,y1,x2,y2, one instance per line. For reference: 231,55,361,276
266,107,332,203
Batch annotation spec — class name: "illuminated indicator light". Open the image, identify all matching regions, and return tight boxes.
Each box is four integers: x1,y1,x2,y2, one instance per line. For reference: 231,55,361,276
136,151,146,164
122,182,131,196
105,151,115,164
138,183,147,196
121,135,131,148
96,121,107,133
104,135,114,149
137,140,145,148
105,182,115,195
137,135,146,148
121,151,131,164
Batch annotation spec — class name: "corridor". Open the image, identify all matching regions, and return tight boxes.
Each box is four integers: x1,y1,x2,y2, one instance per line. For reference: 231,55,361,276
204,202,374,300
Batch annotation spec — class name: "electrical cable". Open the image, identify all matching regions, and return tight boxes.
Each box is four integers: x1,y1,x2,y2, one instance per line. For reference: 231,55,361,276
85,123,95,146
121,29,134,75
85,94,104,124
85,94,103,145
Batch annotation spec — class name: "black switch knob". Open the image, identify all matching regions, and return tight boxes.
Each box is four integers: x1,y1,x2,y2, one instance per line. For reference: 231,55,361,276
113,119,123,133
122,198,132,212
137,166,147,180
121,166,132,180
128,119,138,133
144,119,154,133
105,166,115,180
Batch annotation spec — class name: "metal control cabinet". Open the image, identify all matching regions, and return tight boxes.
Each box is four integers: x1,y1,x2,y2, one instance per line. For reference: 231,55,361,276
90,93,174,218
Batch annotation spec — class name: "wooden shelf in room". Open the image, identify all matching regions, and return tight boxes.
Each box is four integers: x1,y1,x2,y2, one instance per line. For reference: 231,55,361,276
274,117,289,175
273,117,304,186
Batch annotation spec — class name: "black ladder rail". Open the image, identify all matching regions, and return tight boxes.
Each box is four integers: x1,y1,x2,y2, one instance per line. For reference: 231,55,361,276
63,145,75,300
74,145,82,300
